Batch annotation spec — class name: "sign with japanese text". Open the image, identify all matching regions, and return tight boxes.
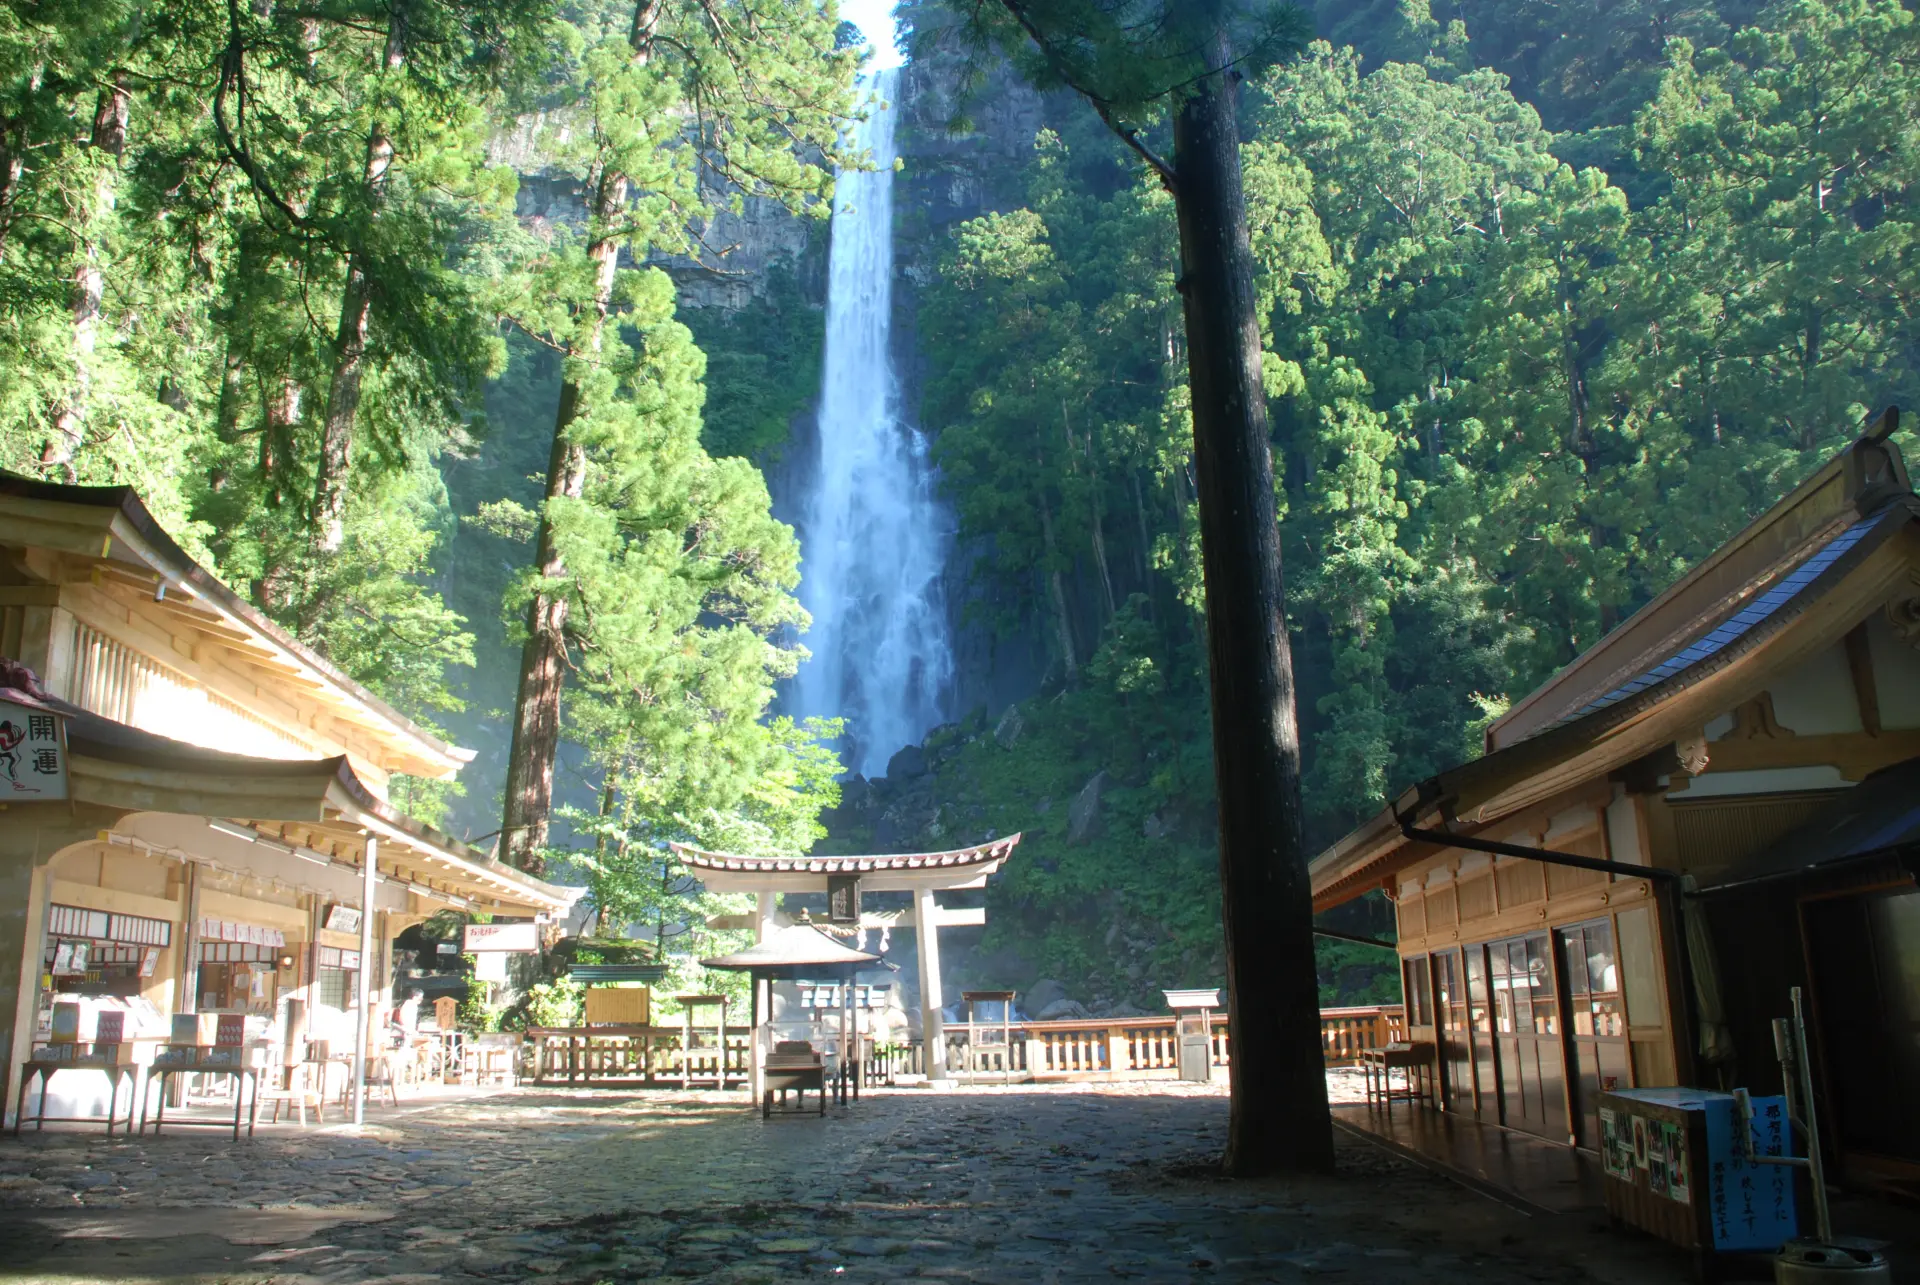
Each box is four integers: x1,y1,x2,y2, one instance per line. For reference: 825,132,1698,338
1702,1094,1795,1251
463,922,539,953
0,699,66,799
827,875,862,925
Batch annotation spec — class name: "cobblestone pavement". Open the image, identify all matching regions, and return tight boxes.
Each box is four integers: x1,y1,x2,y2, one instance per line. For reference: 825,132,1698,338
0,1081,1703,1285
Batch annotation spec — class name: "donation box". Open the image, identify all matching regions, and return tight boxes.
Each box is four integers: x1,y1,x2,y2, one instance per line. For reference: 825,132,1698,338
1600,1088,1797,1257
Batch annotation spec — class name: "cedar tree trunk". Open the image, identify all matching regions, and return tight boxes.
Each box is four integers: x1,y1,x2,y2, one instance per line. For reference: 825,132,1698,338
499,169,625,872
1170,50,1333,1176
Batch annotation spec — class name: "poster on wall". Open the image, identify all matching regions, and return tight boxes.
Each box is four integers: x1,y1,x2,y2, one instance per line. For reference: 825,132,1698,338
1600,1108,1633,1180
0,698,66,800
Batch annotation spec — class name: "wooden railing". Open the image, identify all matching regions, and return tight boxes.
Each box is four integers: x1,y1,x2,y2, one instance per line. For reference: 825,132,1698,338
1318,1005,1405,1065
523,1005,1403,1087
525,1025,752,1085
928,1005,1398,1085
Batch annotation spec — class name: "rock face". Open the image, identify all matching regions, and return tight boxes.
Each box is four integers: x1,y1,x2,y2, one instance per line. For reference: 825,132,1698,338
886,744,928,781
1067,772,1108,845
490,115,825,315
993,703,1025,749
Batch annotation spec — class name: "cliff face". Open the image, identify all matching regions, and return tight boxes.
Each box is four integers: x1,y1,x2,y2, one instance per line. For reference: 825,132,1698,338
491,117,830,313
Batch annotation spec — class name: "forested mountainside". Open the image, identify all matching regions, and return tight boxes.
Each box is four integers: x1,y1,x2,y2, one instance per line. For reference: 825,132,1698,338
3,0,1916,1010
843,0,1919,1009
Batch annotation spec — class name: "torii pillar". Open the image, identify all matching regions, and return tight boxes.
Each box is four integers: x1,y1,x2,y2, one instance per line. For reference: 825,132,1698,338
914,886,948,1082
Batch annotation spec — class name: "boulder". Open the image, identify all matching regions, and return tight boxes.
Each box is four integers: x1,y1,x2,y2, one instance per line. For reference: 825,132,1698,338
886,744,928,781
1036,998,1091,1022
1067,771,1109,845
1022,979,1068,1018
993,703,1025,749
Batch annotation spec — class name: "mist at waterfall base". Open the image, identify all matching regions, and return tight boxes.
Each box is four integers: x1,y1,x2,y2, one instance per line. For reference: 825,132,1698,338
790,68,956,780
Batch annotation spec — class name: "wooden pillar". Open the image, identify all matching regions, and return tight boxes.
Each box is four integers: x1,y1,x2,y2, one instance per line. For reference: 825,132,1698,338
914,886,948,1082
749,973,763,1108
0,812,106,1127
350,837,376,1125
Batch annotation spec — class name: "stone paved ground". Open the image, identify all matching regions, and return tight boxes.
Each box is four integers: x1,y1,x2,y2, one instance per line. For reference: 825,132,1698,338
0,1082,1717,1284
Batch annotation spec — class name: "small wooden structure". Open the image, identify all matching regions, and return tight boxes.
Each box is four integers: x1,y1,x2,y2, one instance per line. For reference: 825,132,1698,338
960,991,1015,1084
1162,989,1221,1083
701,925,878,1115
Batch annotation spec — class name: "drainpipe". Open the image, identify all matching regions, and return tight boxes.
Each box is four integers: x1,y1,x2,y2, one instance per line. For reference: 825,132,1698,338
1394,806,1705,1086
1312,927,1398,950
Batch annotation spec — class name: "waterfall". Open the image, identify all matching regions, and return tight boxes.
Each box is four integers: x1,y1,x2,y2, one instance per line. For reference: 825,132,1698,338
793,67,953,777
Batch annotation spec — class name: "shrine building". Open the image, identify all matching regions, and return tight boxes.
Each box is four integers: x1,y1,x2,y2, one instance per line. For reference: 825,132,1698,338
1308,413,1920,1197
0,473,577,1124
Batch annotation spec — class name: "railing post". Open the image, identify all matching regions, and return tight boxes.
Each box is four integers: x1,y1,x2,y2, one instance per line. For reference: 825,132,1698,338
1107,1025,1130,1074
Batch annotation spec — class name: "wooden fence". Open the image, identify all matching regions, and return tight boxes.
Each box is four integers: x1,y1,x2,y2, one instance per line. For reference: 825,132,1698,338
943,1005,1401,1082
523,1004,1403,1087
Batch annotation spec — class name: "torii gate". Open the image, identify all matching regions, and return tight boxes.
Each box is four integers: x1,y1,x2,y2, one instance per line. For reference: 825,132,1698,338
670,835,1023,1082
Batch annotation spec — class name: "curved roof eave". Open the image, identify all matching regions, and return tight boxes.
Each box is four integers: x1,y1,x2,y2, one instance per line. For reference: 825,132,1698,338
0,472,473,777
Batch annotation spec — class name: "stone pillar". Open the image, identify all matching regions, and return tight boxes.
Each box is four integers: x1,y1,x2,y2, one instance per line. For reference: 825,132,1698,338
755,890,777,943
914,886,948,1082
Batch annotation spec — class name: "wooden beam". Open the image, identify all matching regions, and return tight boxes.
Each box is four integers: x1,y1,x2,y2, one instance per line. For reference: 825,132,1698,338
1842,622,1882,736
1701,728,1920,780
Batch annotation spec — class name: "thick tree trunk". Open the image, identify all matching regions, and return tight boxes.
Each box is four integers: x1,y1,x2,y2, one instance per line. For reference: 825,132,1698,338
1170,52,1333,1176
1064,401,1117,618
500,169,626,873
1036,483,1078,679
42,73,130,478
311,14,404,556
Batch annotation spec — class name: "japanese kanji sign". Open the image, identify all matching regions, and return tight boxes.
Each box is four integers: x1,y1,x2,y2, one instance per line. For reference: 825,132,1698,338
0,698,66,800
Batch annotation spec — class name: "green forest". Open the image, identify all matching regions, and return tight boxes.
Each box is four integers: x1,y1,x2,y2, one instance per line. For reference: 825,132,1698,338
3,0,1916,1008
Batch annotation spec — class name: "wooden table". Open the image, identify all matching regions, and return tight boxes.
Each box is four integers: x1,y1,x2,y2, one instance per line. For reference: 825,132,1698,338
13,1058,142,1135
1361,1041,1436,1109
140,1064,262,1140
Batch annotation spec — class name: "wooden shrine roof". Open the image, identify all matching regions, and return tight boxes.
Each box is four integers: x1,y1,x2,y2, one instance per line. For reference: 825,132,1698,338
672,834,1021,877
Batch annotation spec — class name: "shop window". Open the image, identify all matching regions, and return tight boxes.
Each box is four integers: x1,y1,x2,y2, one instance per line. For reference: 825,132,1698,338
1402,955,1432,1026
1561,919,1624,1037
319,968,358,1010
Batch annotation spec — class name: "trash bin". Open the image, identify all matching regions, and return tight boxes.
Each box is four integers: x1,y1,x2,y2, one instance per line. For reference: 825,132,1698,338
1775,1239,1891,1283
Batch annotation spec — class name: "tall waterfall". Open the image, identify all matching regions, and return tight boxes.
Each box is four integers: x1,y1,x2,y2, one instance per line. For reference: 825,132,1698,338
793,68,953,777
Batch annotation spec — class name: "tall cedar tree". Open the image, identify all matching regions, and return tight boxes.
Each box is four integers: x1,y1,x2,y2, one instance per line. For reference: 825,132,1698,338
496,0,856,871
942,0,1334,1173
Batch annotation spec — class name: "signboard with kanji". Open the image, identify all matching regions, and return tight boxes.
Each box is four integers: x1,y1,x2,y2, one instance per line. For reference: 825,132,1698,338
0,699,66,799
464,922,539,952
827,875,861,925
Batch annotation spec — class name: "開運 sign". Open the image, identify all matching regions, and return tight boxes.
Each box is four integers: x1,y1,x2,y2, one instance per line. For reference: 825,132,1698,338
0,698,67,800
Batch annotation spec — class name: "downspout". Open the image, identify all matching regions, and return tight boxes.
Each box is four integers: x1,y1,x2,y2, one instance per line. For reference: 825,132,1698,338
1312,927,1397,950
1394,806,1710,1086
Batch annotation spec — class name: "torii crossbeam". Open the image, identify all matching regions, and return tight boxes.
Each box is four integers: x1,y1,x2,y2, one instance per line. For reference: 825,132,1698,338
670,835,1023,1082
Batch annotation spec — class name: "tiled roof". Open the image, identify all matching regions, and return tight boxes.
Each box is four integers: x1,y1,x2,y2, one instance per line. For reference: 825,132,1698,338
671,833,1022,874
1531,510,1891,738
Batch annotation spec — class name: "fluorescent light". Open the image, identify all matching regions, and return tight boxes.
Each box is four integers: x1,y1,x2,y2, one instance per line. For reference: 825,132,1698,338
208,820,258,842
